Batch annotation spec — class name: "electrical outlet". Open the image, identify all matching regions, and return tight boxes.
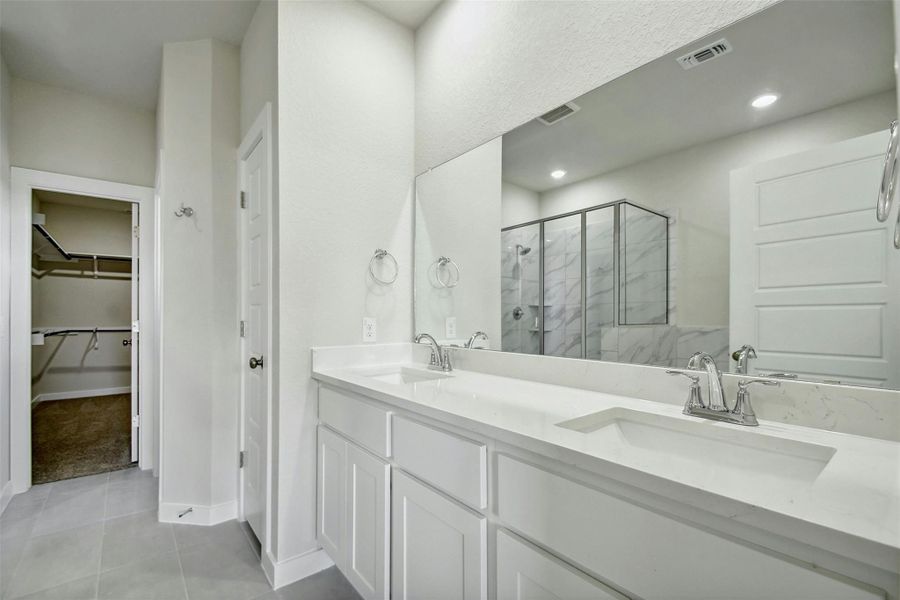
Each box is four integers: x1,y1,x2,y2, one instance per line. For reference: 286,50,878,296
445,317,457,339
362,317,377,342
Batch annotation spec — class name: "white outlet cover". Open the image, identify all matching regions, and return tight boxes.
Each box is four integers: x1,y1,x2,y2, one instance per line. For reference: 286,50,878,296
363,317,377,342
445,316,457,338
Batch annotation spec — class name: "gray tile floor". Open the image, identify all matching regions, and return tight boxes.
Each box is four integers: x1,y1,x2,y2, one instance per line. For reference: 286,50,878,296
0,468,361,600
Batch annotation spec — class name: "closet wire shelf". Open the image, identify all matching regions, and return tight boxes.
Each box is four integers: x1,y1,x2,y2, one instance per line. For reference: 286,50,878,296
32,222,132,263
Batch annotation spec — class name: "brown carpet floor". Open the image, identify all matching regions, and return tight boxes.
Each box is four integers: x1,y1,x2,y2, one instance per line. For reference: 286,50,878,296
31,394,134,484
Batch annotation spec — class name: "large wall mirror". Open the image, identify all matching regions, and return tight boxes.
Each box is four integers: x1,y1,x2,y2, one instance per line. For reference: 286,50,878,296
414,0,900,389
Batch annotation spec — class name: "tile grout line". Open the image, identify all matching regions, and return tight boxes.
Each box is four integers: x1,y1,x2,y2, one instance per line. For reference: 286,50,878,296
174,525,191,600
95,473,110,600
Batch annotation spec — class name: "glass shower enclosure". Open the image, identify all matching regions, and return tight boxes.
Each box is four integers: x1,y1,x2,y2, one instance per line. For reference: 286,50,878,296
501,200,668,359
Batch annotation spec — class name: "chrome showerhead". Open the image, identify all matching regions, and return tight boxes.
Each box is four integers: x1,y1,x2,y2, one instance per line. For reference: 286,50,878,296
516,244,532,256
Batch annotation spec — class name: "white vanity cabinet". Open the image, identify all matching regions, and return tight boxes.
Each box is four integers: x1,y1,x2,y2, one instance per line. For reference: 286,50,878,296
496,454,885,600
316,382,889,600
391,470,487,600
316,425,390,600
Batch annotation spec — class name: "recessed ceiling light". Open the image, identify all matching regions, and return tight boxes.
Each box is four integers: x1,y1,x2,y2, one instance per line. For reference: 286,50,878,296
551,169,567,179
751,93,778,109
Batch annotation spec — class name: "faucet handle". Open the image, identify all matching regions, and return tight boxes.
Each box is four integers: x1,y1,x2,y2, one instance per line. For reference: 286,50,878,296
666,370,706,412
732,378,780,426
737,378,781,390
666,369,700,383
760,372,797,379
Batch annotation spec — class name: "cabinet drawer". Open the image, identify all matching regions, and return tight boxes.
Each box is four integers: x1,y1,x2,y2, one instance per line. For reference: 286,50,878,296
319,385,391,458
496,529,628,600
496,454,883,600
392,415,487,510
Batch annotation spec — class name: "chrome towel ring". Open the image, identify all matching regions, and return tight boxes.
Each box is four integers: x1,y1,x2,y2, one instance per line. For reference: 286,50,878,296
894,208,900,249
876,120,900,249
433,256,460,288
369,249,398,285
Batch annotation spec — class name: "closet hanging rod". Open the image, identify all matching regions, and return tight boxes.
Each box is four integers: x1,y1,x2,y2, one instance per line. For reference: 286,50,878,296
32,223,132,263
33,327,132,338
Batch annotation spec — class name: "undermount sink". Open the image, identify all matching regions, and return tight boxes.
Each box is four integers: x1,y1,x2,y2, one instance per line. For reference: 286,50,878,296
365,366,451,385
556,408,836,485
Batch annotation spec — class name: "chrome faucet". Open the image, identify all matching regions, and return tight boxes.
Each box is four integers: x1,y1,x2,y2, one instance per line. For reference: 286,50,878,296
731,344,757,374
414,333,452,372
667,352,781,426
687,352,726,411
465,331,488,349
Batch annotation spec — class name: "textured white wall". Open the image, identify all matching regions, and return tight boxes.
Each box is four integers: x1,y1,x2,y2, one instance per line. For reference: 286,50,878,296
157,39,240,514
209,41,241,509
0,53,11,497
240,0,277,138
415,0,778,173
500,179,539,228
416,137,502,345
540,91,895,326
276,0,414,561
9,78,155,187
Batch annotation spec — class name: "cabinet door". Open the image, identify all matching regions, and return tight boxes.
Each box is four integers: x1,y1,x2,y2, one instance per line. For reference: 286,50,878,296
346,443,390,600
392,470,487,600
317,425,347,566
496,529,628,600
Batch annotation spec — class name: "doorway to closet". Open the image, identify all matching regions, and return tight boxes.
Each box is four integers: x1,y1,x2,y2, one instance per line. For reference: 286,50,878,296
9,168,156,495
30,190,138,484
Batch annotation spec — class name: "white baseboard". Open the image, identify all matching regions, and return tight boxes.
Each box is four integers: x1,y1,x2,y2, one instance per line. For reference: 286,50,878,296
158,500,237,526
261,547,334,589
0,480,14,516
32,386,132,404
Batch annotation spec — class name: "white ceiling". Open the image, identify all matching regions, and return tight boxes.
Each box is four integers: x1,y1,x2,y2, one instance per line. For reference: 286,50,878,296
0,0,259,111
502,0,897,193
360,0,442,29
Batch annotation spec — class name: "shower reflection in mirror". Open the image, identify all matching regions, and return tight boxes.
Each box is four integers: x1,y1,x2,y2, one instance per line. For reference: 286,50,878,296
501,201,669,359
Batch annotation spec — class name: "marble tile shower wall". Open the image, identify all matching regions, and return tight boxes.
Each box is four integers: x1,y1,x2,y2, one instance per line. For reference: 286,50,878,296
501,227,540,354
620,207,669,325
543,221,582,358
603,325,730,370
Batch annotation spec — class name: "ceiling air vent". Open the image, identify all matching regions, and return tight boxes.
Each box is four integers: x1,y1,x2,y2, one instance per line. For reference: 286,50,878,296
537,102,580,126
677,38,733,70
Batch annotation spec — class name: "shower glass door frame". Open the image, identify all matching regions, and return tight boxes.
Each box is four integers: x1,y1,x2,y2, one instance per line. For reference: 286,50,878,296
501,199,669,359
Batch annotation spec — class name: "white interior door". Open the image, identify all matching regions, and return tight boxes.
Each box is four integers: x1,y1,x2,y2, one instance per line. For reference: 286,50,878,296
240,116,270,545
130,204,139,462
730,129,900,387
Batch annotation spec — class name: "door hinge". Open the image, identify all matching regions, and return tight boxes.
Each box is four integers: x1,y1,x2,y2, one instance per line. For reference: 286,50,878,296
240,320,246,337
240,191,246,209
132,415,141,428
133,225,140,238
239,451,245,468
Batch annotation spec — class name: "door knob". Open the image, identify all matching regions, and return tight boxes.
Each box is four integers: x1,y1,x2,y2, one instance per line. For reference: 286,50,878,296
122,339,132,346
249,356,264,369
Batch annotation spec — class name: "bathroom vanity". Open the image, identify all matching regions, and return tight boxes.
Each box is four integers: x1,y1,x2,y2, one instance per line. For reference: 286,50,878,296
312,344,898,600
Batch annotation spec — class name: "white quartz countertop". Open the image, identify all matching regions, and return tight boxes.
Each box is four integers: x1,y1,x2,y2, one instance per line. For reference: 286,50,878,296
312,355,900,573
